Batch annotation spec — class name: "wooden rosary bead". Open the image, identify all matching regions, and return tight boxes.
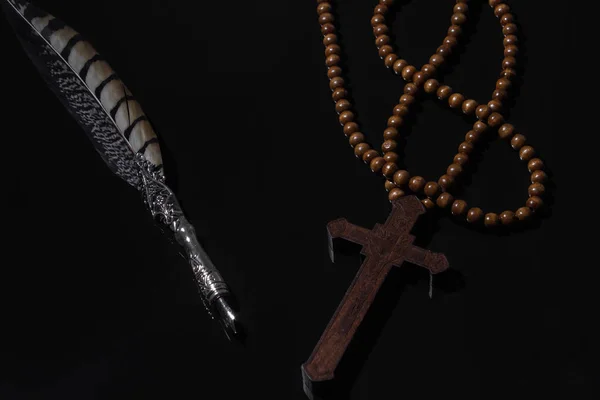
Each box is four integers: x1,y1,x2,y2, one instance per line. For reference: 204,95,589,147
487,112,504,127
451,13,467,25
447,163,463,177
404,83,419,95
424,79,440,94
374,4,388,14
389,188,405,201
438,175,454,191
499,210,515,225
424,182,440,198
502,56,517,69
527,196,543,210
516,207,532,221
484,213,499,227
370,157,386,173
454,153,469,165
501,68,517,79
467,207,484,223
448,25,462,37
317,3,332,15
492,89,508,101
412,72,428,86
488,100,503,112
384,152,399,163
393,59,408,75
429,54,445,67
489,0,503,7
393,105,410,116
382,140,398,153
373,24,389,37
388,115,403,128
385,54,398,68
531,170,548,183
323,34,337,46
511,134,527,150
329,77,345,90
408,176,426,192
494,4,511,18
383,127,399,140
393,170,411,186
384,180,397,192
454,2,468,13
451,200,468,216
354,143,371,157
319,13,335,25
382,162,398,178
528,183,545,197
500,13,514,26
321,23,336,35
496,78,512,90
399,94,415,106
376,35,391,47
327,66,342,79
519,145,535,161
339,110,355,125
473,121,488,134
333,88,348,102
325,44,341,57
436,192,454,208
449,93,465,108
362,149,379,163
527,158,544,172
326,54,341,67
349,132,365,146
498,123,514,139
371,14,385,27
504,35,518,46
461,99,478,115
402,65,417,81
437,85,453,100
343,121,359,136
504,45,518,57
378,45,394,58
422,198,436,210
436,44,452,57
335,99,351,113
443,36,458,47
465,130,481,143
458,141,474,154
476,105,491,120
380,0,395,6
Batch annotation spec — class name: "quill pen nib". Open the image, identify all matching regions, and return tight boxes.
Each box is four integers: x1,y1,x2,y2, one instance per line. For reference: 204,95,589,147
214,297,239,340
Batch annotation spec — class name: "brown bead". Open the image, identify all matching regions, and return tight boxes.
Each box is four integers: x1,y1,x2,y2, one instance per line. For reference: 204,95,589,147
436,44,452,57
376,35,391,48
388,115,403,128
503,23,518,35
399,94,415,106
448,25,462,37
454,153,469,165
335,99,351,113
422,198,436,210
501,68,517,79
473,121,488,134
511,134,527,150
489,0,503,7
502,56,517,69
498,123,515,139
393,105,410,116
389,188,405,202
531,170,548,183
326,54,341,67
504,35,518,46
333,88,348,102
339,110,354,125
374,4,388,14
371,14,385,27
451,13,467,25
443,36,458,47
385,180,397,192
408,176,426,193
382,140,398,153
500,13,514,26
494,4,510,17
528,158,544,172
492,89,508,101
462,99,478,115
319,13,334,25
429,54,445,67
488,100,503,112
496,78,512,90
402,65,417,81
449,93,465,109
393,170,410,186
487,112,504,127
424,79,440,94
438,175,454,191
404,83,419,95
329,77,345,91
370,156,386,172
516,207,532,221
321,23,336,35
519,145,535,161
451,200,468,216
362,149,379,164
317,3,332,14
325,44,341,57
447,163,463,177
384,152,399,163
380,0,394,5
354,143,370,158
528,183,545,197
437,85,453,100
373,24,389,36
484,213,499,227
383,127,399,140
348,132,365,146
424,182,440,198
458,141,474,154
465,130,481,143
476,105,491,120
393,59,408,75
454,2,468,13
382,162,398,178
412,72,428,86
500,210,515,225
343,121,359,136
378,45,394,58
504,45,518,57
385,53,398,68
467,207,484,223
527,196,543,210
323,34,337,46
436,192,454,208
327,66,342,79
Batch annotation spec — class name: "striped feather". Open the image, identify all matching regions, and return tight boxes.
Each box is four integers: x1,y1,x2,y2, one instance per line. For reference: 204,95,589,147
2,0,163,189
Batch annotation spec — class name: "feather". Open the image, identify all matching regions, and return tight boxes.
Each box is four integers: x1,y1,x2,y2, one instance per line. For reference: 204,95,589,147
1,0,163,190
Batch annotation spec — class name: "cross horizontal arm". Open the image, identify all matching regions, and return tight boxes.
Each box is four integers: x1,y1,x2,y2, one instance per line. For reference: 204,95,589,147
327,218,372,262
401,245,450,274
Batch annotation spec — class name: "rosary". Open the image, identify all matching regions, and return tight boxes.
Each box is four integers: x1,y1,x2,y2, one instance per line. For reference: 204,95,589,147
302,0,549,396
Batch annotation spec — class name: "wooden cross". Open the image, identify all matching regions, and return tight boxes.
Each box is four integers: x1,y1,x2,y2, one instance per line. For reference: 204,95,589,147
301,195,449,397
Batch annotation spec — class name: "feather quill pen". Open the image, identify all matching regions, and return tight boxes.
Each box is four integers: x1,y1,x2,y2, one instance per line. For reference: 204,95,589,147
2,0,239,338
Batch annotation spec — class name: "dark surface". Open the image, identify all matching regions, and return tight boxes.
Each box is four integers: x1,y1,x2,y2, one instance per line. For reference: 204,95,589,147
0,1,589,399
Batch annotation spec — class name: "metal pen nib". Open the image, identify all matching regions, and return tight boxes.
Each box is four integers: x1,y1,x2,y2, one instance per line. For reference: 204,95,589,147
214,297,239,340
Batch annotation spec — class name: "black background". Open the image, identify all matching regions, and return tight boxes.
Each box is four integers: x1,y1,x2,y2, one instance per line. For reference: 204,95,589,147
0,1,591,399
